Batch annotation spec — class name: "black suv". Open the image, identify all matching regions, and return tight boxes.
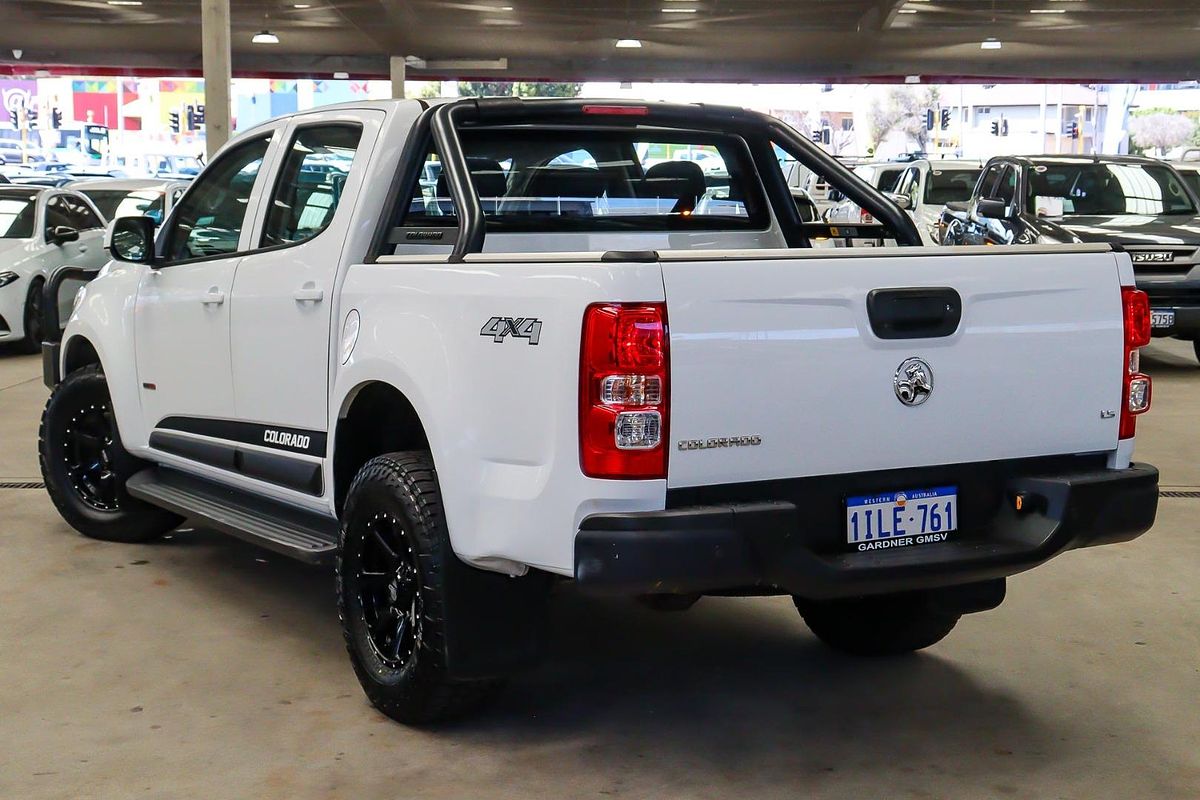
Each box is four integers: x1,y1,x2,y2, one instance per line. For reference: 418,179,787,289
941,154,1200,361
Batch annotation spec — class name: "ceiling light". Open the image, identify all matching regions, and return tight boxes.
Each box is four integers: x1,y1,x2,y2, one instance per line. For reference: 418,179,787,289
107,1,143,5
333,71,349,79
252,30,280,44
662,6,698,11
293,3,312,7
499,5,514,9
1030,8,1066,12
898,8,918,13
905,75,921,84
615,39,643,48
980,38,1002,49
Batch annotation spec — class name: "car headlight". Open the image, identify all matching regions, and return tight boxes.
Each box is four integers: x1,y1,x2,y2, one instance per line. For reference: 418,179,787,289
0,271,19,288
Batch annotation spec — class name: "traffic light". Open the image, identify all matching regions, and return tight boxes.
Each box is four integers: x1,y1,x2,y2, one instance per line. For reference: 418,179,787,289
8,107,17,130
1001,118,1009,137
51,107,62,129
169,110,181,133
925,109,935,130
26,106,38,130
193,104,205,126
811,129,822,143
940,109,951,130
186,104,196,131
1068,121,1080,139
990,120,1000,136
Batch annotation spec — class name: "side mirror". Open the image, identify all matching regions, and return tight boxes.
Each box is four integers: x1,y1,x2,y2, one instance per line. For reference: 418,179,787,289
47,225,79,246
976,198,1011,219
105,216,157,265
887,192,912,211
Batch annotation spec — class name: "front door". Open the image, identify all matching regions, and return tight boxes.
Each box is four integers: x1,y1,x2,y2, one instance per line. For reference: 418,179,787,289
135,133,276,432
229,113,377,437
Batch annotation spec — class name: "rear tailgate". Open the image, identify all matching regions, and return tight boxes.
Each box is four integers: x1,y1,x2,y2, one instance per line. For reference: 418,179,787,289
662,245,1126,488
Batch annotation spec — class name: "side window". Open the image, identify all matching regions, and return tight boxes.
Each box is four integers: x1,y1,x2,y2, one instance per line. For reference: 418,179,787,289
262,124,362,247
162,135,272,264
44,195,72,238
994,167,1017,206
62,195,103,230
978,164,1003,199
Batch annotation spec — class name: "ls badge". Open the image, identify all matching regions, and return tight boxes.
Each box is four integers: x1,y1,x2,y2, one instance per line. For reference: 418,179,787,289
894,357,934,407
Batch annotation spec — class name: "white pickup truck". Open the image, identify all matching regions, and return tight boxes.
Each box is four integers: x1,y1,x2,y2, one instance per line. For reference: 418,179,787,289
38,98,1159,725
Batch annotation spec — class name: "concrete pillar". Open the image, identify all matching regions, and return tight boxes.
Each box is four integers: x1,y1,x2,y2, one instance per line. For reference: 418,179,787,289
201,0,232,159
390,57,406,99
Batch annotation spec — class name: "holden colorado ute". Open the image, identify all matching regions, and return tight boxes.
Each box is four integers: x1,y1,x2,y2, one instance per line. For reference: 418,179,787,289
38,98,1159,724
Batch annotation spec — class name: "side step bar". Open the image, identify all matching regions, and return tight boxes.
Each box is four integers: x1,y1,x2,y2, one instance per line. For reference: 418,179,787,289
126,468,339,564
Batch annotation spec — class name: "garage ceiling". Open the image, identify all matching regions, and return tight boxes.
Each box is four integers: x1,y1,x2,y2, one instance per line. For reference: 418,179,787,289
2,0,1199,82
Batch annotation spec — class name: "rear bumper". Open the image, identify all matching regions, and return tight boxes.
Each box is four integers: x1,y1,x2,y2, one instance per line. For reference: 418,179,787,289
575,463,1158,599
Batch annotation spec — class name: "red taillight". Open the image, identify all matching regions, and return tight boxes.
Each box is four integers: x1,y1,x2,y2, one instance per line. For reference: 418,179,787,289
859,208,874,224
580,303,669,479
1120,287,1152,439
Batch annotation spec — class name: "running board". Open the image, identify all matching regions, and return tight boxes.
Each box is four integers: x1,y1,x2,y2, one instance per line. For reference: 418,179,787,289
126,468,339,564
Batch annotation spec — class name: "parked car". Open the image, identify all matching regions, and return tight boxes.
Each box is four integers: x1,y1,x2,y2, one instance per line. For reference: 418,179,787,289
0,186,107,351
886,159,983,244
39,99,1156,725
940,154,1200,361
1169,161,1200,198
66,178,190,226
0,140,48,165
824,161,910,245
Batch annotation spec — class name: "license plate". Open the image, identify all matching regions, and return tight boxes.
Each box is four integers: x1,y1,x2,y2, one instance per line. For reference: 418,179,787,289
1151,310,1175,329
846,486,957,550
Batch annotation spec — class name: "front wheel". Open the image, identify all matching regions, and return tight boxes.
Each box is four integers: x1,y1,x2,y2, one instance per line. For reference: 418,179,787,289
338,452,502,725
18,278,44,354
795,593,959,656
39,364,182,542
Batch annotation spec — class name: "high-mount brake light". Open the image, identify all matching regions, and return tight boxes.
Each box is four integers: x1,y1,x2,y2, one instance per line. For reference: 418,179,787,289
1120,287,1152,439
581,105,650,117
579,303,669,479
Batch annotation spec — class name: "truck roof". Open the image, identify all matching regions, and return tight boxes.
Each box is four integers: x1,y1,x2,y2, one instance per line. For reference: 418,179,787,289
991,154,1167,167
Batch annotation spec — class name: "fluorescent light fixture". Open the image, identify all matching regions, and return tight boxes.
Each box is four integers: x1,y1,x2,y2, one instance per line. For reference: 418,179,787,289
293,3,312,8
662,6,698,11
615,39,643,48
1030,8,1066,12
252,30,280,44
333,71,350,79
980,38,1002,49
899,8,918,13
905,75,921,84
107,0,143,5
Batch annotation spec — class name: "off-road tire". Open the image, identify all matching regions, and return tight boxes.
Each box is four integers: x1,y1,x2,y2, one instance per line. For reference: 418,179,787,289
19,277,44,354
338,452,502,725
795,593,960,656
39,364,182,542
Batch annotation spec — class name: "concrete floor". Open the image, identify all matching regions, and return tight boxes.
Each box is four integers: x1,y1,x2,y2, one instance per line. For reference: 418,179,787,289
1,340,1197,800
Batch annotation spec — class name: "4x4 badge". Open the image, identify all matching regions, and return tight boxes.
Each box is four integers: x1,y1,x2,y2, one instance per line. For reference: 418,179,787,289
480,317,542,345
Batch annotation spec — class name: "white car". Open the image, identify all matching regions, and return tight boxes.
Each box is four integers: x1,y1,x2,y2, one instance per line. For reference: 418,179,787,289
66,178,191,227
888,159,983,244
0,186,107,351
824,161,909,227
39,98,1157,724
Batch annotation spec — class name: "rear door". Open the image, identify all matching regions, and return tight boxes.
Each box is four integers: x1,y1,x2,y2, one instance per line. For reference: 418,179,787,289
661,247,1125,488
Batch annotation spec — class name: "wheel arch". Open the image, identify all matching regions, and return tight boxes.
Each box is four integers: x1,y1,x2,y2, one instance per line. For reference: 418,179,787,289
62,334,102,376
333,380,430,514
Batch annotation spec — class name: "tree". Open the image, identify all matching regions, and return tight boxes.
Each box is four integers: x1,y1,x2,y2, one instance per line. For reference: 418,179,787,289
455,81,582,98
1128,111,1197,156
867,86,939,152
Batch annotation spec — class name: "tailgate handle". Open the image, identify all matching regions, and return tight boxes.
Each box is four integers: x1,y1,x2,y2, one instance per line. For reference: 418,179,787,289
867,287,962,340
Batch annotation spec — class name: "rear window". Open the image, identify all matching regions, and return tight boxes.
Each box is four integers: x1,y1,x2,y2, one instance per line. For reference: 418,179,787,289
1026,162,1196,216
924,168,981,206
80,189,165,222
403,127,768,232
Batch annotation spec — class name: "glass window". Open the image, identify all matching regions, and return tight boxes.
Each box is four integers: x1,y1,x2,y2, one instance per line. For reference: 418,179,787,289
44,195,74,237
993,167,1017,205
81,189,166,223
59,195,103,229
1025,162,1197,217
162,135,271,263
0,192,35,239
978,164,1003,199
262,124,362,247
923,168,982,206
403,127,767,232
1179,170,1200,198
875,167,903,192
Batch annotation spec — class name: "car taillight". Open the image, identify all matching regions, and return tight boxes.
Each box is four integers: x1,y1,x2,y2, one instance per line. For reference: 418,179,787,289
1120,287,1152,439
580,303,669,479
859,208,874,224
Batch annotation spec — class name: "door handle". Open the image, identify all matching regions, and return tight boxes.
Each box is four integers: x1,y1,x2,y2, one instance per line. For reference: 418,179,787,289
293,282,324,303
201,288,225,306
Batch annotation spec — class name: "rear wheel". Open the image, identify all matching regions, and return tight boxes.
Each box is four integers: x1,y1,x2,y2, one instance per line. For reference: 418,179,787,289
19,278,44,354
338,452,502,725
795,593,959,656
39,365,182,542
